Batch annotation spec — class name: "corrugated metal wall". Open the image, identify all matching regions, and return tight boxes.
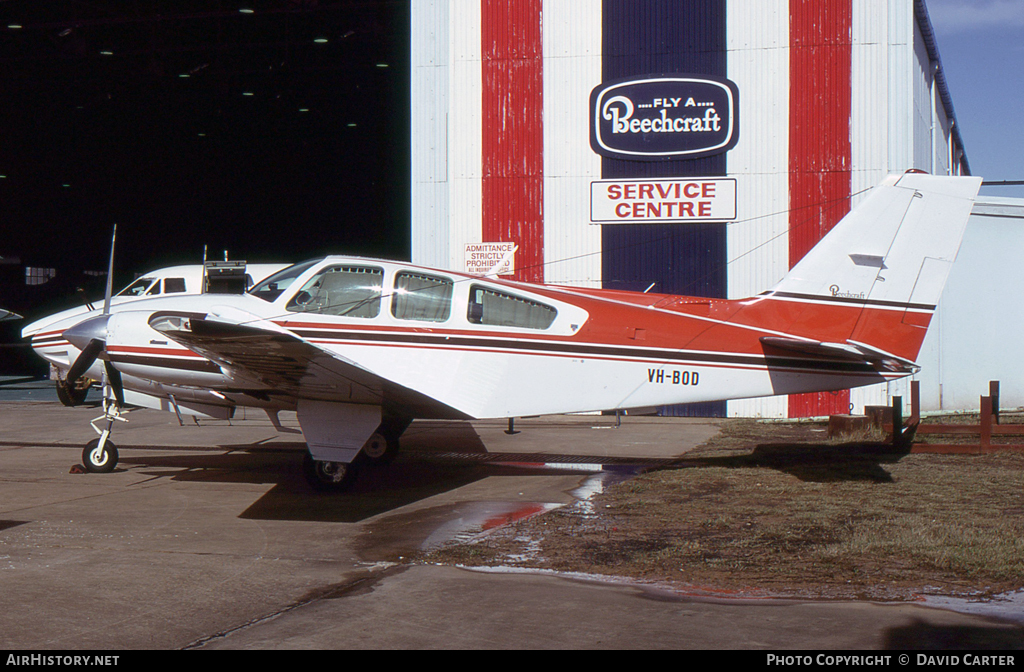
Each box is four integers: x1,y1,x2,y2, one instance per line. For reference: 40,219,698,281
410,0,971,418
725,0,791,418
410,0,450,269
448,1,484,272
481,0,545,283
787,0,853,418
542,0,603,289
848,0,904,414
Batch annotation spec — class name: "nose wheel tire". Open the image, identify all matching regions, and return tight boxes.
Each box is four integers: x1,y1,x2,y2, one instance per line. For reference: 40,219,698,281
83,438,118,473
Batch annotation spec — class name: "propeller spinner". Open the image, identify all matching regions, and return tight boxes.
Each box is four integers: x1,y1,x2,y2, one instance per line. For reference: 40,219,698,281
61,312,126,408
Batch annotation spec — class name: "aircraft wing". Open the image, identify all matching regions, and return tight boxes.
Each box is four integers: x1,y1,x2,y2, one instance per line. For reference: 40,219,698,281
150,312,470,419
0,309,22,322
759,336,919,374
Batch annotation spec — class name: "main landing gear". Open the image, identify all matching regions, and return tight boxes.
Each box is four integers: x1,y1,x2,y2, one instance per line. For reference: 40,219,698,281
302,418,409,492
302,453,358,491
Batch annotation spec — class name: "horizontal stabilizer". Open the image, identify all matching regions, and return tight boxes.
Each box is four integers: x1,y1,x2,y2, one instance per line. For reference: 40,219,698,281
760,337,919,374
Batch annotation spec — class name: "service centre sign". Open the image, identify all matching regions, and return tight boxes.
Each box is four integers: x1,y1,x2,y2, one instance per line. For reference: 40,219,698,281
591,178,737,224
590,74,739,161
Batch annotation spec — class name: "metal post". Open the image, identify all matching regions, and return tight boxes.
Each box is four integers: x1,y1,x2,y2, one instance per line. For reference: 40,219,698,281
892,395,903,445
980,396,992,448
990,381,1000,425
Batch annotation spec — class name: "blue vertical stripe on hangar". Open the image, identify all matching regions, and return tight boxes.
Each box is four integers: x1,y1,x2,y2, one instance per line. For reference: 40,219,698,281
601,0,727,417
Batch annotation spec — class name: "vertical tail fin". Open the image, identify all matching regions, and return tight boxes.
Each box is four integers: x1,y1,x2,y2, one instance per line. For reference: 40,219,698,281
769,172,982,362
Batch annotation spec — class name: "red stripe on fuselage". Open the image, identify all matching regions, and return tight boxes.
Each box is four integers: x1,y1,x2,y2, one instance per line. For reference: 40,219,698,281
275,290,930,365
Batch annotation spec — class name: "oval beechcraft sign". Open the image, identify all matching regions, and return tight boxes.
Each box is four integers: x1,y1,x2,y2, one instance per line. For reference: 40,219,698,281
590,74,739,161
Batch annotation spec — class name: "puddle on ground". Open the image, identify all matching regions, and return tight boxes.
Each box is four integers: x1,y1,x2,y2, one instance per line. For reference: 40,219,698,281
359,500,562,561
921,590,1024,625
360,462,651,561
419,501,563,551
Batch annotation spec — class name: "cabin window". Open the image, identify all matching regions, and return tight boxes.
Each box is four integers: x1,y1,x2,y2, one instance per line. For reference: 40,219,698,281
392,271,453,322
164,277,187,294
287,265,383,317
249,258,321,302
118,277,156,297
146,280,162,295
467,285,557,330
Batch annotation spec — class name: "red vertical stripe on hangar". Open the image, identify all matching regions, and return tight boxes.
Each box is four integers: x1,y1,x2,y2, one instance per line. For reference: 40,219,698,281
481,0,544,283
789,0,853,418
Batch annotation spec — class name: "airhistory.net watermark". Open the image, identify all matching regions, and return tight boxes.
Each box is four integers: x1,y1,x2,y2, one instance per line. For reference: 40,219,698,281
6,655,119,667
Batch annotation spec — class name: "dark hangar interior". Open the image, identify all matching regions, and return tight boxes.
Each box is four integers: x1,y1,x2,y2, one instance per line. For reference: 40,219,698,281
0,1,409,313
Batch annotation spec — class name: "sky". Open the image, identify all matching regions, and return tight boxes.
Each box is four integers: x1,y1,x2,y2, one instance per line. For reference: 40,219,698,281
927,0,1024,199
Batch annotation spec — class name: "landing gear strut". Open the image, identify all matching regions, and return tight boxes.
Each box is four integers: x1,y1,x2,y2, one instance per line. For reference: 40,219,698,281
83,401,127,473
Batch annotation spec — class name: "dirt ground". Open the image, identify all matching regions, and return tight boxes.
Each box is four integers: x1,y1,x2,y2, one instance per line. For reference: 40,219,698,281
423,417,1024,602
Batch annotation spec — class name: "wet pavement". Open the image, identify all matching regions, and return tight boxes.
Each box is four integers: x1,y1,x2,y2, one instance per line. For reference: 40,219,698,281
1,382,1022,649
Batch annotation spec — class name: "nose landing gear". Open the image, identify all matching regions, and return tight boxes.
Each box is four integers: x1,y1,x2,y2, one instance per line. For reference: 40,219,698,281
82,402,127,473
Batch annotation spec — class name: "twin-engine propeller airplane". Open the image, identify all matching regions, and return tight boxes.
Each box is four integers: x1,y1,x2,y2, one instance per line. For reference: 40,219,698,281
24,259,287,406
22,172,981,490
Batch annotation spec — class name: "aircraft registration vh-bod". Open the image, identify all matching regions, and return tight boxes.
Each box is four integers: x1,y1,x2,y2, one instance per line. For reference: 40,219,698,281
22,172,981,490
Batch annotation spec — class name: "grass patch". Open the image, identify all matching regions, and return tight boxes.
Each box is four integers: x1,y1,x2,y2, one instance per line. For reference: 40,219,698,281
423,418,1024,600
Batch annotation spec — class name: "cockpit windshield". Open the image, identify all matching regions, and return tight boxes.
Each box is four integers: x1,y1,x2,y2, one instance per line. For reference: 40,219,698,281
248,258,322,302
117,277,157,297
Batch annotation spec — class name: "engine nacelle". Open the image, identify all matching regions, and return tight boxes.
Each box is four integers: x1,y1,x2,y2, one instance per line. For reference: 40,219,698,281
105,310,233,388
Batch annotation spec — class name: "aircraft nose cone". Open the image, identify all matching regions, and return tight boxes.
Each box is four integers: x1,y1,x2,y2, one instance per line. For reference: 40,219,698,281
62,314,110,350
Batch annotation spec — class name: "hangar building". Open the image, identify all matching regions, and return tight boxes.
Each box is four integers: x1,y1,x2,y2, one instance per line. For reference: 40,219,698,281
410,0,1022,417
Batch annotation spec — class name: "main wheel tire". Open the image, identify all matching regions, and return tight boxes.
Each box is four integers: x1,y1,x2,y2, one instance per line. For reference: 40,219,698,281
358,431,398,467
356,418,409,468
83,438,118,473
302,453,358,492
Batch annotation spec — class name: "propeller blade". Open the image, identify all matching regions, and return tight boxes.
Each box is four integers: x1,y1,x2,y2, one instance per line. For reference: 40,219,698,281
66,338,105,385
62,313,112,387
103,360,125,409
103,224,117,315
